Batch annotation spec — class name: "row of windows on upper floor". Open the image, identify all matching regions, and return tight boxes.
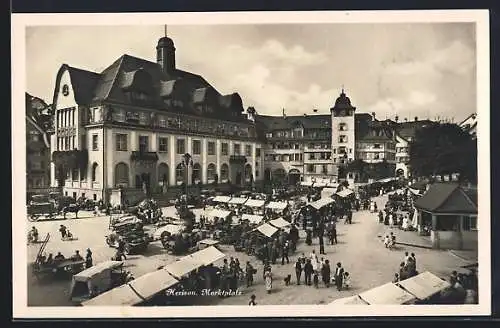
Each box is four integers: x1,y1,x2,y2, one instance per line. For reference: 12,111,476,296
85,134,262,157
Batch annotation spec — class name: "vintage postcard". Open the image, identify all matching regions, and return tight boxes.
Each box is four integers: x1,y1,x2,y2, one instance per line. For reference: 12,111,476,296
12,10,490,318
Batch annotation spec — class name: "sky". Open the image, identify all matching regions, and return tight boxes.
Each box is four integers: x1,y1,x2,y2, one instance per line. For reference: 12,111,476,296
26,23,476,122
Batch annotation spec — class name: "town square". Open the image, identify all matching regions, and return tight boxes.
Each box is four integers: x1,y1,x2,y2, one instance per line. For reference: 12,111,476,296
20,20,481,308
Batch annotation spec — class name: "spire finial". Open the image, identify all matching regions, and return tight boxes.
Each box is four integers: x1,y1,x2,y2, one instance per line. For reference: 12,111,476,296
341,84,345,94
164,25,168,37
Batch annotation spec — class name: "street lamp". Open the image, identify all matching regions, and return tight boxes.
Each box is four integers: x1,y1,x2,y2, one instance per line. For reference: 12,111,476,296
181,153,193,198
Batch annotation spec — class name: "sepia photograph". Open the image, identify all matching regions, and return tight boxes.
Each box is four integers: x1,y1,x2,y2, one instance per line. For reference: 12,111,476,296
12,10,490,318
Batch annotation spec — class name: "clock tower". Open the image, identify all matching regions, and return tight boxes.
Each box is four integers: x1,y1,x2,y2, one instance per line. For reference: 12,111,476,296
330,88,356,176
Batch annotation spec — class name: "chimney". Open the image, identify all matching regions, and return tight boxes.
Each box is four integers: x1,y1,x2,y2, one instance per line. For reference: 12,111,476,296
372,112,376,120
282,108,286,118
313,109,318,113
414,116,418,122
395,115,399,123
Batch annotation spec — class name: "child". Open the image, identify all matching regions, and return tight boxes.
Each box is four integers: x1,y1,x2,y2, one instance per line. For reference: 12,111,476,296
249,294,257,306
342,272,351,290
313,272,319,288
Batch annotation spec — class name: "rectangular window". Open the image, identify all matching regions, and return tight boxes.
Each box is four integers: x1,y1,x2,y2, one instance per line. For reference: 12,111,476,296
92,134,98,151
245,145,252,157
339,135,348,143
139,136,149,152
234,143,241,156
221,143,229,156
374,144,381,149
115,134,128,151
339,123,347,131
158,116,167,128
256,148,261,157
177,139,185,154
463,216,477,231
307,164,314,173
208,142,216,155
192,140,201,155
159,137,168,152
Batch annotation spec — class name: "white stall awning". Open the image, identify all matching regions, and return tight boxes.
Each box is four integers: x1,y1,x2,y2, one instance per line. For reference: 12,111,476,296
397,271,451,300
310,197,335,210
245,199,266,208
359,282,417,305
266,201,288,211
213,196,231,203
255,223,278,238
300,181,314,187
228,197,248,205
269,217,291,229
329,295,369,305
241,214,264,224
186,246,225,266
207,209,232,219
336,188,354,198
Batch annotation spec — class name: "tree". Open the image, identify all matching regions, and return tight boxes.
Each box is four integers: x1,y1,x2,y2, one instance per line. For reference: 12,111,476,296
408,123,477,182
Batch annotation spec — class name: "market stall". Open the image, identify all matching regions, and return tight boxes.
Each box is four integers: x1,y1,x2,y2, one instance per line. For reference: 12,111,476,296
309,197,335,210
228,197,248,206
265,201,289,212
254,223,278,238
269,217,291,229
336,188,355,198
212,196,232,204
241,213,264,225
328,295,369,305
359,282,417,305
397,271,451,302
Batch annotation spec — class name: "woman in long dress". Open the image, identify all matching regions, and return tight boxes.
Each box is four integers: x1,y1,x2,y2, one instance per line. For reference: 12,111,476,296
264,269,273,294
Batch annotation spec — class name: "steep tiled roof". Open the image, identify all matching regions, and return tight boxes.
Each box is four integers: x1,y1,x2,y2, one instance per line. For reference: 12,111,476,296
256,114,331,131
355,116,394,142
394,120,434,139
54,65,100,105
414,183,478,214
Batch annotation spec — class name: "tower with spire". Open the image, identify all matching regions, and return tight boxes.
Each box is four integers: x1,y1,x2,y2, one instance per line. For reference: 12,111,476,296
330,87,357,173
156,25,176,75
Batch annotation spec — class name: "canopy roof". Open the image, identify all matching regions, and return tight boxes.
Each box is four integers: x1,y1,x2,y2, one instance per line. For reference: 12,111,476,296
164,257,201,279
186,245,225,266
326,182,339,188
269,217,291,229
313,182,327,188
266,201,288,210
359,282,417,305
414,183,478,214
329,295,369,305
207,209,232,219
336,188,354,198
81,283,143,306
74,261,123,280
128,270,179,301
377,177,398,183
228,197,248,205
255,223,278,238
300,181,314,187
397,271,451,300
198,238,220,246
310,197,335,210
241,213,264,224
213,196,231,203
244,199,266,208
154,224,184,237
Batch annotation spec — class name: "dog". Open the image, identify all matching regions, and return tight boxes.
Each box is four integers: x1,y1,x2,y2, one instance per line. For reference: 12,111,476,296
284,274,292,286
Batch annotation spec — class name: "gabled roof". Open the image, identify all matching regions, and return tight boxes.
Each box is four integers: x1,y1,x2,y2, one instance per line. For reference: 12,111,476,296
26,116,50,148
256,114,331,131
54,65,101,106
355,118,394,142
414,183,478,214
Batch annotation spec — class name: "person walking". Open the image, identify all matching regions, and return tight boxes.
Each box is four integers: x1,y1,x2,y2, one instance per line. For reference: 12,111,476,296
245,261,255,287
264,268,273,294
249,294,257,306
295,258,303,285
281,240,290,265
304,259,313,286
321,259,331,288
319,235,325,255
85,248,93,268
334,262,344,291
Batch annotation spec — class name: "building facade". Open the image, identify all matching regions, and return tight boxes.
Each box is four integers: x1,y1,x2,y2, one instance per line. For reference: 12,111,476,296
45,34,443,203
26,93,52,198
49,36,264,204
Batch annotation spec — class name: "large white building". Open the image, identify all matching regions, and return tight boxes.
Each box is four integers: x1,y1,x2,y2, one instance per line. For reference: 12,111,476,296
49,35,264,204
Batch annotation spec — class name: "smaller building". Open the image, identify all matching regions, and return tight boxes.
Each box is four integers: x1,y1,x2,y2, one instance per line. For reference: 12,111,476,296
414,183,477,250
459,113,477,140
26,93,52,199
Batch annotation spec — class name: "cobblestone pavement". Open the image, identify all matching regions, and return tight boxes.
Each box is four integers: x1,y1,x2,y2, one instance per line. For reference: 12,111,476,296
26,193,474,306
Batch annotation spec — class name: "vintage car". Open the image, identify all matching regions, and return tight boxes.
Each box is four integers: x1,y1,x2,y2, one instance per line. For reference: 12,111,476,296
32,257,86,280
27,194,60,221
69,261,132,304
105,221,149,254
